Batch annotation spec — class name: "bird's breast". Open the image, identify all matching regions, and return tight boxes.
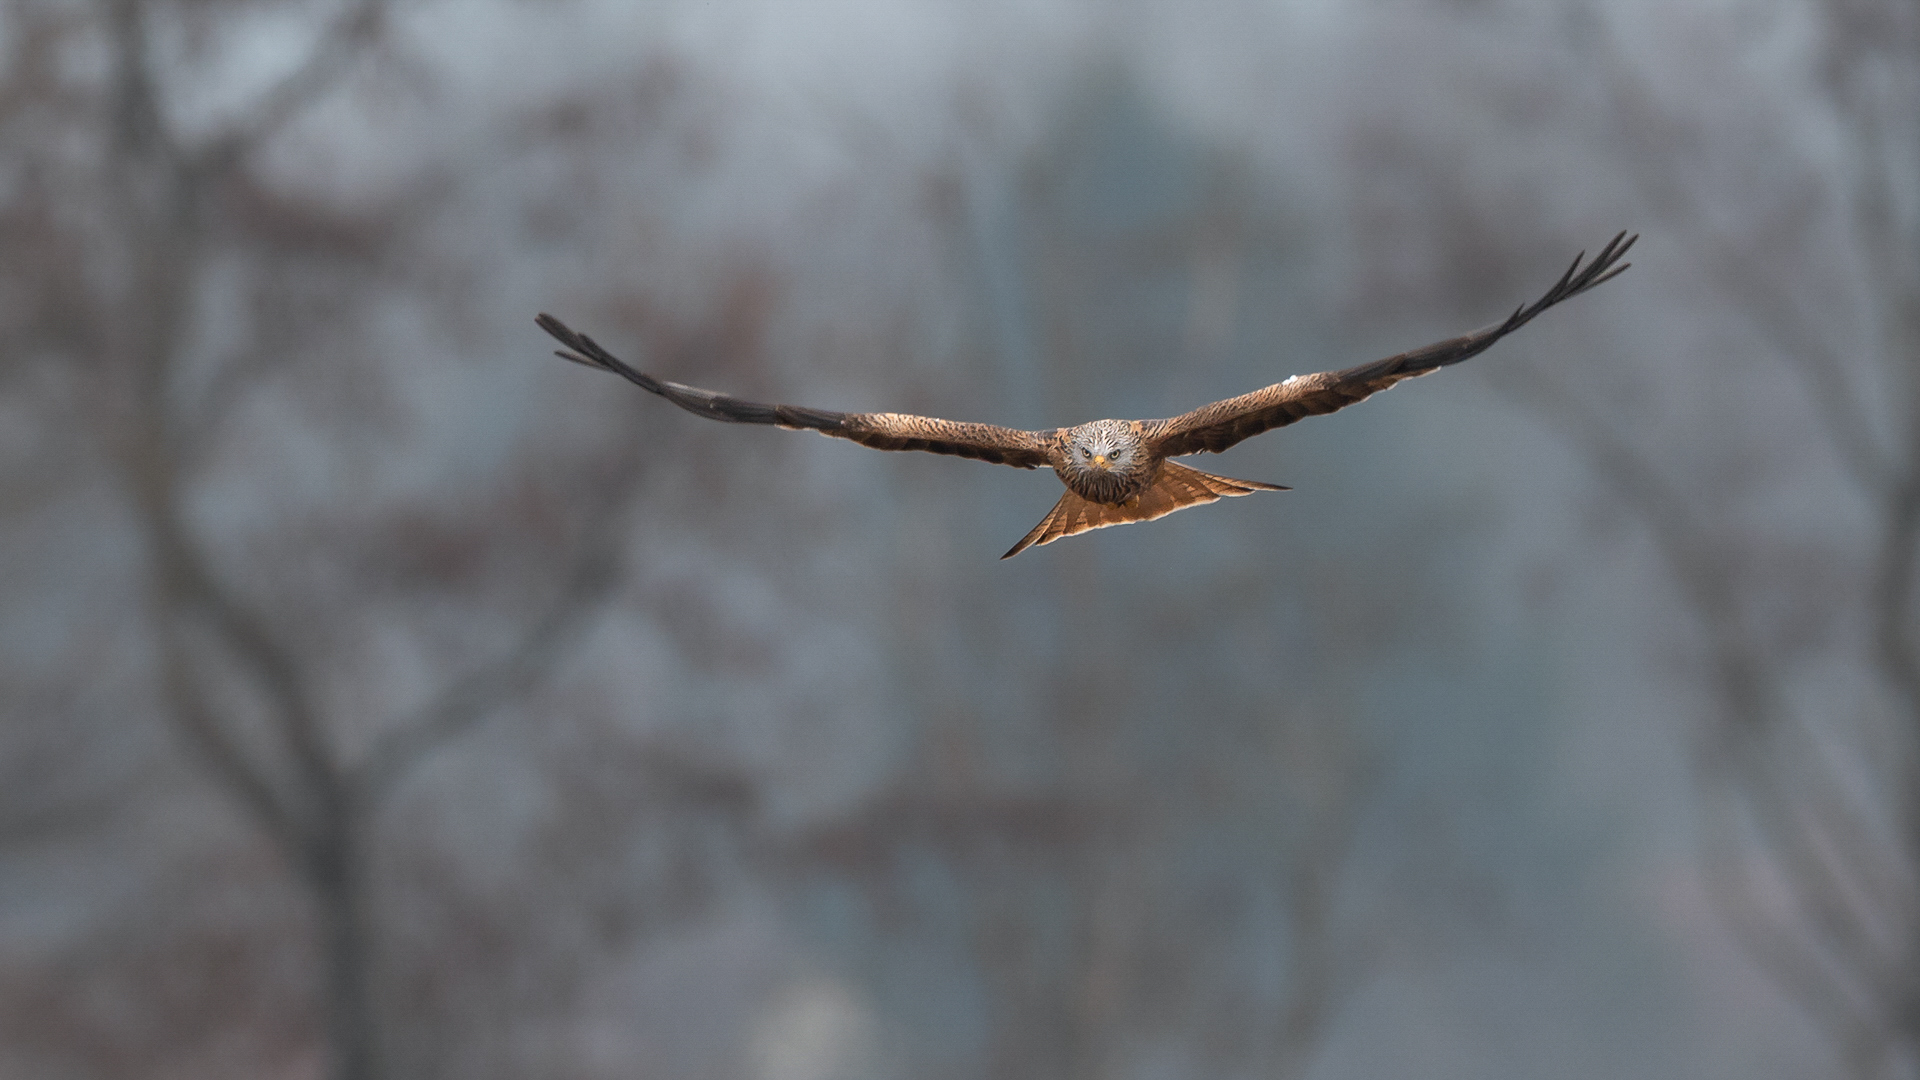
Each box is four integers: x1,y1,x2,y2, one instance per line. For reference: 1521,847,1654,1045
1058,459,1159,505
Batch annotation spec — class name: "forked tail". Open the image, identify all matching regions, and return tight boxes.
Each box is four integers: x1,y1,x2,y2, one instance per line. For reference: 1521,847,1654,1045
1001,460,1286,559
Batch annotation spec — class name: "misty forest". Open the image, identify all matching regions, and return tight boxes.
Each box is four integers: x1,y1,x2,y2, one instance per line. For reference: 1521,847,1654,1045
3,0,1918,1078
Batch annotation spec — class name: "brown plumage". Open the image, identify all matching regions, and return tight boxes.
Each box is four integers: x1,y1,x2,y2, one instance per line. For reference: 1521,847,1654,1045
538,231,1633,559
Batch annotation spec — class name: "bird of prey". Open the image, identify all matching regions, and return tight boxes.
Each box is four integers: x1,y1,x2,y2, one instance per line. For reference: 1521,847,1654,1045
539,231,1633,559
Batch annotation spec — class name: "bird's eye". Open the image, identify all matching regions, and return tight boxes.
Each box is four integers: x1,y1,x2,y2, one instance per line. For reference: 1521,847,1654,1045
1081,447,1092,458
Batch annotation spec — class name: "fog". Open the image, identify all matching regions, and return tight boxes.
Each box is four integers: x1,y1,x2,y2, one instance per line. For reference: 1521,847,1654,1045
2,0,1913,1078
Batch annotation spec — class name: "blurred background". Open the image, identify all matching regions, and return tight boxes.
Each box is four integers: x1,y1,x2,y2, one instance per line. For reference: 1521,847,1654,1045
3,0,1916,1078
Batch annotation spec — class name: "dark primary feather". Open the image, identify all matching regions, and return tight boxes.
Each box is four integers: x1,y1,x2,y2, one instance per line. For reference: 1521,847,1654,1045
1147,231,1636,458
536,313,1057,469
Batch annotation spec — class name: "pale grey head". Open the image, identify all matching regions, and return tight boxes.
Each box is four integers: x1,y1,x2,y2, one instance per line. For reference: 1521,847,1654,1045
1058,418,1154,505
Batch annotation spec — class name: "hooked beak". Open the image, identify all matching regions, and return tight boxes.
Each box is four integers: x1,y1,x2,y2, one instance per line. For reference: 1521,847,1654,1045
1092,454,1108,468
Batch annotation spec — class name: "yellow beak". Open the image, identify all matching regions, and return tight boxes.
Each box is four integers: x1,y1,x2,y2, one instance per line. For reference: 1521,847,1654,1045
1092,454,1108,468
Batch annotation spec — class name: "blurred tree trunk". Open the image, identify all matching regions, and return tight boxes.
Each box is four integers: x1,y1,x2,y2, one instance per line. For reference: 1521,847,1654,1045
310,809,378,1080
66,3,632,1077
101,3,386,1074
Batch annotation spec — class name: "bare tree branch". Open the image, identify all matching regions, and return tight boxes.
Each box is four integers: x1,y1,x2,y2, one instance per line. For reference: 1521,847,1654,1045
137,457,344,818
98,0,346,833
154,624,310,854
1597,44,1897,494
1702,242,1897,497
1737,749,1907,1009
1870,472,1920,714
354,483,634,805
100,0,185,172
1774,711,1918,944
1697,790,1894,1078
192,0,389,178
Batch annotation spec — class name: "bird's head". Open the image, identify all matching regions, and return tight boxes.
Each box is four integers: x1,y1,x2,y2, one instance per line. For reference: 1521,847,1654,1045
1067,420,1139,474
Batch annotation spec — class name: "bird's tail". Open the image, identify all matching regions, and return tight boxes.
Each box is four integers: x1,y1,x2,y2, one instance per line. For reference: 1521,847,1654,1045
1001,460,1286,559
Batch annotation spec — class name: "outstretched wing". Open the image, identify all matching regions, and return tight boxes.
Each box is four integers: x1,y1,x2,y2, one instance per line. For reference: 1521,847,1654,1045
537,314,1058,469
1146,232,1636,458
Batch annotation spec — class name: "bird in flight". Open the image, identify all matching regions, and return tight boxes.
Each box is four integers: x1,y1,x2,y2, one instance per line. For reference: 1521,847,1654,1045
540,232,1633,559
